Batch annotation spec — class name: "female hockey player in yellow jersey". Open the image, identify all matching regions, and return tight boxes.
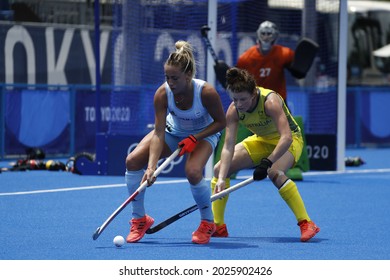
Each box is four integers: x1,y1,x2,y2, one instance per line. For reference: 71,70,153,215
211,67,319,242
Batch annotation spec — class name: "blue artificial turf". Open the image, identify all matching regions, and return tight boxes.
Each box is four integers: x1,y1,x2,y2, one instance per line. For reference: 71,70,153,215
0,148,389,260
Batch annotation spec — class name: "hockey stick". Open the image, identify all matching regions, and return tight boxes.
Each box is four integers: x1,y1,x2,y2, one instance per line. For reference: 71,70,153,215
146,177,254,234
201,25,219,63
92,148,181,240
200,25,230,88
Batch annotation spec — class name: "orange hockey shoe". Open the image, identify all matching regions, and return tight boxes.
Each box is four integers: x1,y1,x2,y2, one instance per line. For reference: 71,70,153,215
192,220,216,244
298,220,320,242
126,214,154,243
212,223,229,237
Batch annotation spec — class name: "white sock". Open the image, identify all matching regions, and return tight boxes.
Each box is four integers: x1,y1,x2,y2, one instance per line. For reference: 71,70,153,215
125,170,145,219
190,178,213,222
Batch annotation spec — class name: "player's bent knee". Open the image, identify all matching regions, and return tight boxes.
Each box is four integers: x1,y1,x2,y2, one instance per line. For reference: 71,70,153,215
125,155,139,171
268,168,286,185
126,153,148,171
186,168,203,185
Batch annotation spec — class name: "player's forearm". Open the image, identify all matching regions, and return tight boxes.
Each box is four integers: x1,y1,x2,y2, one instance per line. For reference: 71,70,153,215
268,135,292,163
218,139,235,179
193,121,225,141
218,151,233,180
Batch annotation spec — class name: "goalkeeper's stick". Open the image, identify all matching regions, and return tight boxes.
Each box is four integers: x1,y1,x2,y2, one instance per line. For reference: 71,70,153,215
146,177,254,234
201,25,219,63
200,25,230,88
92,148,181,240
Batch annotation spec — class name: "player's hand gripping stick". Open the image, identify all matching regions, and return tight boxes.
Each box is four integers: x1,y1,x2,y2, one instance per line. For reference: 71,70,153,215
253,158,273,181
178,135,197,156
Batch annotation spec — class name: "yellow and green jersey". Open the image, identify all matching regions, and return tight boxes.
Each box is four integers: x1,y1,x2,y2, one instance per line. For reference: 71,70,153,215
237,87,300,138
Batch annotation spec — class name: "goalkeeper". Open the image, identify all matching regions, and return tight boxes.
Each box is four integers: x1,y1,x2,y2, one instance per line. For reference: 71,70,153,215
215,20,316,101
211,67,320,241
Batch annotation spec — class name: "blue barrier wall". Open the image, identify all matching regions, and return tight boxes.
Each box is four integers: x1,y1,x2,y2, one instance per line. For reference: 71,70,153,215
1,84,389,161
345,87,390,146
288,86,390,147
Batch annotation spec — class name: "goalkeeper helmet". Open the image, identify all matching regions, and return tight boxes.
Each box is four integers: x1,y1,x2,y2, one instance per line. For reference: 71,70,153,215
256,21,279,52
